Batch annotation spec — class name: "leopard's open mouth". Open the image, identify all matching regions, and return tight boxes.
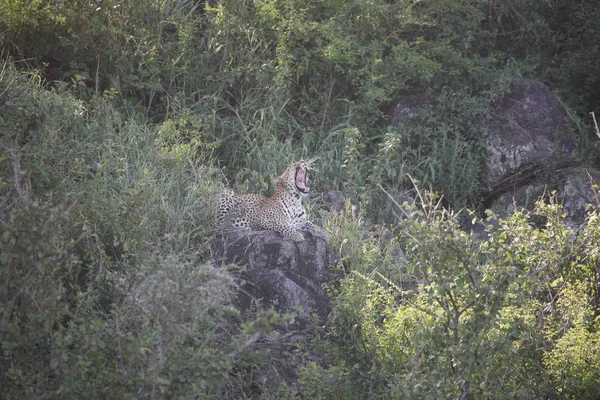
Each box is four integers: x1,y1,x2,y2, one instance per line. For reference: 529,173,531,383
295,163,310,194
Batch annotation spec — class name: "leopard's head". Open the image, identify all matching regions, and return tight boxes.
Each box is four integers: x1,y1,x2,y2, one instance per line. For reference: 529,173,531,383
272,160,310,196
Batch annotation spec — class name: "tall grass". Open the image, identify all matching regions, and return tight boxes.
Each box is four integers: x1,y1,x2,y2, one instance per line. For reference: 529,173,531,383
0,62,283,398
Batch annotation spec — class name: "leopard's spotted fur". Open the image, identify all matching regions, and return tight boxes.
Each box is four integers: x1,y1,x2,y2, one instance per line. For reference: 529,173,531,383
217,160,315,242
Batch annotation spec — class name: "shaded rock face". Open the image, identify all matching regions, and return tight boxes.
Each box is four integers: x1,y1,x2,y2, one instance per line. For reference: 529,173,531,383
389,94,438,127
491,167,600,224
486,79,576,185
321,190,346,213
212,230,338,319
381,189,415,224
561,168,600,221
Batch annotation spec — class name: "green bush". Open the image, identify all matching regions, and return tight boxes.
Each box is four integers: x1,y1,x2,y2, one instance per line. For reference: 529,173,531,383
544,281,600,399
0,0,218,119
486,0,600,115
2,0,600,397
0,62,289,399
3,0,598,211
205,0,536,211
0,201,91,397
314,192,600,399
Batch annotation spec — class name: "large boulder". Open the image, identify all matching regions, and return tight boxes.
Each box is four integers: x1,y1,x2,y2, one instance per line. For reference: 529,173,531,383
491,166,600,224
389,93,438,127
211,230,338,319
321,190,346,213
486,79,576,186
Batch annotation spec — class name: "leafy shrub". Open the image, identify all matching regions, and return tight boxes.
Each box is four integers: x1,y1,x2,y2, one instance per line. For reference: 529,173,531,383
487,0,600,115
205,0,535,212
3,0,600,397
0,0,217,119
544,281,600,399
0,201,93,397
3,0,598,212
0,61,288,399
315,191,600,399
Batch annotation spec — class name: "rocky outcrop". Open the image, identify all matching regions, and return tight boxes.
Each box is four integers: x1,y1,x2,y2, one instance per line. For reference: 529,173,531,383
389,93,438,127
486,79,576,186
491,166,600,224
481,79,600,223
381,189,415,223
383,79,599,227
211,230,338,319
321,190,346,213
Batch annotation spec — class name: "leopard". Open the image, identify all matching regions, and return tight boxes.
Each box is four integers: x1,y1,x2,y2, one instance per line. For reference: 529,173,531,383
217,160,322,242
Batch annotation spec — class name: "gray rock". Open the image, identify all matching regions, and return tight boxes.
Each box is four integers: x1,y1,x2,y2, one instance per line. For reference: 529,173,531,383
381,189,416,224
211,230,338,319
465,218,500,242
492,181,546,216
556,167,600,223
486,79,576,186
321,190,346,213
491,167,600,224
389,94,438,127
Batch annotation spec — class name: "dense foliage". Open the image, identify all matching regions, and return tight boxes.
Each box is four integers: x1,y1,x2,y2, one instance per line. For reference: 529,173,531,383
311,195,600,399
1,0,599,398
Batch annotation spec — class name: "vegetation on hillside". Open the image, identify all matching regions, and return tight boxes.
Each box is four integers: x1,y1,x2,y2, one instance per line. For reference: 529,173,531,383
1,0,599,398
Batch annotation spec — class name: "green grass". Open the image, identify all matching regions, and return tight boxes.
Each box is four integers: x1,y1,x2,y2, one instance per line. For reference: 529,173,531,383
2,0,600,397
